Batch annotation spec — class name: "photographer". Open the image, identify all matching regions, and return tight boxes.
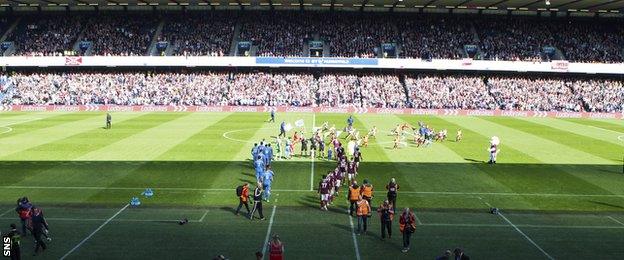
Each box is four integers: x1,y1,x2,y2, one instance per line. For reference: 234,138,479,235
399,208,416,253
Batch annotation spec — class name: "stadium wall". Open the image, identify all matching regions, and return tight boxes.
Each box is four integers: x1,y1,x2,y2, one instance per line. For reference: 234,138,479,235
1,105,621,119
1,56,622,75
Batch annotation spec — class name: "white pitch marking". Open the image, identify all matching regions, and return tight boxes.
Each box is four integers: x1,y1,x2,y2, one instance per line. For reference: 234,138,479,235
1,216,621,229
0,117,43,135
588,125,624,135
222,127,274,143
2,186,624,198
261,197,278,259
498,212,554,260
347,209,361,260
414,211,423,225
310,113,315,191
618,135,624,142
607,216,624,226
199,210,209,222
0,207,14,217
60,203,129,260
477,197,553,260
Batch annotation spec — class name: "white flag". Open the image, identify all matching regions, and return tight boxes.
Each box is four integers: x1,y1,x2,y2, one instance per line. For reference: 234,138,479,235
284,123,293,132
295,119,305,127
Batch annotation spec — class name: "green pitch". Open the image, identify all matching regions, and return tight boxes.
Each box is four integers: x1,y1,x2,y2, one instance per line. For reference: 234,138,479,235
0,112,623,259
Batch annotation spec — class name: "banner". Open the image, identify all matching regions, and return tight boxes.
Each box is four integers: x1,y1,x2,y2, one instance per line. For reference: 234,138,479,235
0,105,621,120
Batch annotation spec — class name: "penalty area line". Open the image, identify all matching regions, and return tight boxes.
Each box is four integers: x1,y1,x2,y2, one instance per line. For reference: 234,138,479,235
60,203,129,260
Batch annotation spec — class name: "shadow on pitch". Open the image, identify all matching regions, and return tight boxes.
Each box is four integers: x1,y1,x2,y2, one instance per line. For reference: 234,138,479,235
588,200,624,210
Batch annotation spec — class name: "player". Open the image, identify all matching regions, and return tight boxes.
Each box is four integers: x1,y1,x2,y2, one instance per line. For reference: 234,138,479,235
347,160,357,183
309,137,317,157
318,177,330,210
352,147,362,168
361,134,369,147
347,115,354,128
284,138,291,159
347,139,356,157
437,129,447,141
269,109,275,123
251,143,259,162
332,169,343,195
301,136,308,157
106,113,112,129
263,166,274,202
456,129,462,142
254,155,265,182
279,121,286,138
321,121,329,132
318,138,325,159
393,133,401,149
368,126,378,139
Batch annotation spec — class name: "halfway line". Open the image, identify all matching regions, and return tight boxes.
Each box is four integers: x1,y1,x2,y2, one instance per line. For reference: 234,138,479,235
261,198,278,259
347,209,361,260
310,113,315,191
60,203,129,260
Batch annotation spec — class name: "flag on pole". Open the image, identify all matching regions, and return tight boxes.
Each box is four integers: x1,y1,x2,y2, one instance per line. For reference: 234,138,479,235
295,119,305,127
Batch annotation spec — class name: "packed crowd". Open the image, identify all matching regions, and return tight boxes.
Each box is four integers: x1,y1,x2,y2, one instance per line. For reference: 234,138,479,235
405,75,497,110
320,13,398,58
160,13,236,56
10,16,87,56
488,77,582,111
239,12,313,57
474,18,555,61
398,15,475,60
81,15,159,56
569,79,624,113
549,20,624,63
1,71,622,112
3,13,623,62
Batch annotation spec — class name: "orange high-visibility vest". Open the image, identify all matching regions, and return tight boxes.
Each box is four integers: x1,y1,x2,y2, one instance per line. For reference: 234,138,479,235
357,200,370,216
349,186,360,201
361,185,373,198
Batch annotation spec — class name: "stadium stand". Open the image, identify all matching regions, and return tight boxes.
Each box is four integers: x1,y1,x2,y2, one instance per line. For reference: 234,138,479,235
80,15,159,56
159,12,236,57
1,12,622,63
1,71,622,112
8,16,87,56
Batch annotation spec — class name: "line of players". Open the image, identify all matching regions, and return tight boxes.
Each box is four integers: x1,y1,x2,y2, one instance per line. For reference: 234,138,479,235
317,143,363,211
391,122,462,149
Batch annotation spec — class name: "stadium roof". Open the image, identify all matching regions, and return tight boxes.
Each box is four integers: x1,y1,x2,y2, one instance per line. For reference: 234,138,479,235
0,0,622,13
